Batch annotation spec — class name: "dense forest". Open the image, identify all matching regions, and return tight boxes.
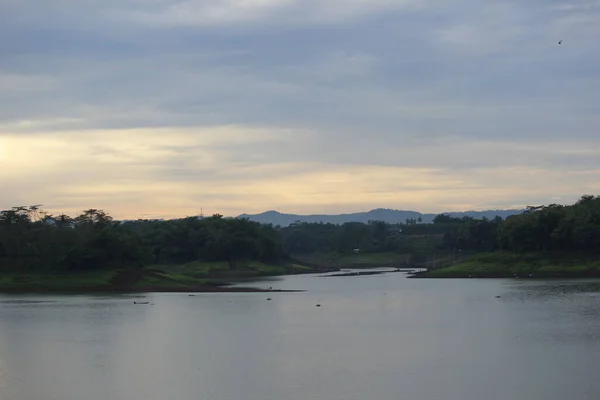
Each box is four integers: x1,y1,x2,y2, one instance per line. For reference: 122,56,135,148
0,209,283,271
0,195,598,272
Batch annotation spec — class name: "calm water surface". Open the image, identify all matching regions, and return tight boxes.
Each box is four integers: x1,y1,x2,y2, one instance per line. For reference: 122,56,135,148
1,271,599,400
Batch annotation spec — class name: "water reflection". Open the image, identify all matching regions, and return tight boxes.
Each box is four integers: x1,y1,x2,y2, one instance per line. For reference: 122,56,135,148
0,299,56,305
507,280,600,298
0,275,599,400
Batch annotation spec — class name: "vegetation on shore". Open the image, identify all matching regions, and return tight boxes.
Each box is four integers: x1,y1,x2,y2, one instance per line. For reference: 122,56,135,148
0,261,314,293
417,195,600,278
1,194,598,291
416,252,600,278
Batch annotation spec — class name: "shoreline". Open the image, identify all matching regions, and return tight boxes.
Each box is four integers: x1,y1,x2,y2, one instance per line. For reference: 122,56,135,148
0,284,305,295
407,252,600,279
0,262,331,295
408,269,600,280
320,269,413,277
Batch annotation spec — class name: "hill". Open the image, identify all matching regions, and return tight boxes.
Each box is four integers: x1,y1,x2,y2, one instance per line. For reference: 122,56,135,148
238,208,523,226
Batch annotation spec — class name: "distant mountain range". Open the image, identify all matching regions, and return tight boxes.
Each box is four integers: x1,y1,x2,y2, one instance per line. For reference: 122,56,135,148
238,208,524,226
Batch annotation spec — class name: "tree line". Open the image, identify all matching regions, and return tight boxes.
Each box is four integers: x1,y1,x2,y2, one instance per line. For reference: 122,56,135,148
0,195,598,271
0,209,283,271
436,195,600,255
497,195,600,253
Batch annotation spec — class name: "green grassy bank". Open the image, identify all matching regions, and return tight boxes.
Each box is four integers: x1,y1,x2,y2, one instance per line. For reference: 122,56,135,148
415,252,600,278
0,252,415,293
0,261,317,293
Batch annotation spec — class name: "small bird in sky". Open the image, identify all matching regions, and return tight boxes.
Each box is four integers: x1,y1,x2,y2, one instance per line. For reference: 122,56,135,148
558,40,562,44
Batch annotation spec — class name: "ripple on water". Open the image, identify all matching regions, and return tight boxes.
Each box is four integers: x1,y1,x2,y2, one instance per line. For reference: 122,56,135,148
0,300,56,305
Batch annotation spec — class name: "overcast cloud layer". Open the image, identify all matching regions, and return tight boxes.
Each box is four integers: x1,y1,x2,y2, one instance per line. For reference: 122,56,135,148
1,0,599,218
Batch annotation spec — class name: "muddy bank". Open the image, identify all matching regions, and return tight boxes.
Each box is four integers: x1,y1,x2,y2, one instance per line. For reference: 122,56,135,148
408,269,600,279
132,285,304,293
0,268,305,294
321,269,414,278
0,284,304,294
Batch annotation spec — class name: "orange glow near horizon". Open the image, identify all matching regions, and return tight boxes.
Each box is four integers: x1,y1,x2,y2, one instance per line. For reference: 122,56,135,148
1,126,598,219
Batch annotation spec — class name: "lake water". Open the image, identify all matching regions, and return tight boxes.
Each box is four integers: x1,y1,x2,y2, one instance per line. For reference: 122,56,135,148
1,271,599,400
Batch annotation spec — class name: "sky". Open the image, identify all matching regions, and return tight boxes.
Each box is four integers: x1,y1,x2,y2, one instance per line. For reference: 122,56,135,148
1,0,599,219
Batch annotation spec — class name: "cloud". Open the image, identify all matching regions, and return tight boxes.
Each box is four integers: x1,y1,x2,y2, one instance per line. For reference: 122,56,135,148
2,128,598,218
1,0,599,217
124,0,424,27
